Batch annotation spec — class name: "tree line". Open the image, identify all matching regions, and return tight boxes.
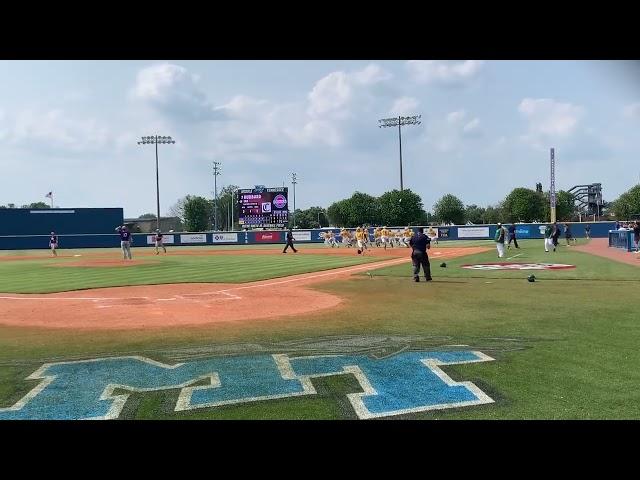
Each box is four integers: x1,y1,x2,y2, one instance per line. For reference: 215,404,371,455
10,183,637,231
164,183,640,231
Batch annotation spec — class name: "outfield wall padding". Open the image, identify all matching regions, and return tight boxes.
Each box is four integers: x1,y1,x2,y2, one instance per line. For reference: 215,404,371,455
0,222,617,250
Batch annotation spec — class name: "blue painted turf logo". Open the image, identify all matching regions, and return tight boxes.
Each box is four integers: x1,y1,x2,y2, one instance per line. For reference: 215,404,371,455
0,351,494,420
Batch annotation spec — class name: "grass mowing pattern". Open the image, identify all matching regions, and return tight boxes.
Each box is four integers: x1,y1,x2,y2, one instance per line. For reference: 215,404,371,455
0,253,381,293
1,238,638,419
372,239,640,281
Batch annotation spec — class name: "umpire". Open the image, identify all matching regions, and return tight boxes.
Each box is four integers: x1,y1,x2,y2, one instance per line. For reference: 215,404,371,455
409,227,432,282
283,228,298,253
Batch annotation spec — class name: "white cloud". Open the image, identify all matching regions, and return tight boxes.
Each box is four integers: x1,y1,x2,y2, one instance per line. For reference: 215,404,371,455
447,110,467,124
518,98,585,147
307,63,392,119
6,109,110,154
132,63,225,122
406,60,484,85
623,102,640,119
389,97,420,116
351,64,393,85
307,71,352,117
462,118,481,135
426,110,482,152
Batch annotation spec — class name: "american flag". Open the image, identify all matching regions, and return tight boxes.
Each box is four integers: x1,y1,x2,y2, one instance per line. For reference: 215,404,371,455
45,192,52,199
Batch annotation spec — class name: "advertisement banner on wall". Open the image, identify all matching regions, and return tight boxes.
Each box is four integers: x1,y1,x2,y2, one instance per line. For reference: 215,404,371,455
515,227,531,237
458,227,490,238
438,228,450,238
146,235,175,245
211,233,238,243
180,234,207,243
255,231,282,243
293,231,311,242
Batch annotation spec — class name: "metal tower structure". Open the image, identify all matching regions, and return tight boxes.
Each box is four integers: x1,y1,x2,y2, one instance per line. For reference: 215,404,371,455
550,148,556,223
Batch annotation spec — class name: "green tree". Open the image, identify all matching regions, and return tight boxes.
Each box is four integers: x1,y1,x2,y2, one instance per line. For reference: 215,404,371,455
417,210,434,225
433,194,465,225
465,204,486,224
558,190,576,221
543,190,575,222
22,202,51,209
183,195,213,232
502,188,546,222
214,185,240,231
293,207,327,229
610,184,640,219
138,213,157,219
327,199,350,227
345,192,380,226
378,189,424,226
482,204,503,224
169,197,187,221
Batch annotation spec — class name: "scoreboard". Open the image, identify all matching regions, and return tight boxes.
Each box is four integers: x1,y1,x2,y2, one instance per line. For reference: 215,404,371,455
237,186,289,228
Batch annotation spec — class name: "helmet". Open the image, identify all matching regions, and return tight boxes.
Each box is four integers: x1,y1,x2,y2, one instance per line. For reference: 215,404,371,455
440,262,447,268
527,274,536,283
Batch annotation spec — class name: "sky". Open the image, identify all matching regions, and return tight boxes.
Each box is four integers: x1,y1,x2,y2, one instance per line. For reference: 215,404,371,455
0,60,639,218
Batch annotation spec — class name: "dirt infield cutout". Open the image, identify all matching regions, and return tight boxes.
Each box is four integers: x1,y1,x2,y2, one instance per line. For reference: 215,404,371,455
0,247,488,330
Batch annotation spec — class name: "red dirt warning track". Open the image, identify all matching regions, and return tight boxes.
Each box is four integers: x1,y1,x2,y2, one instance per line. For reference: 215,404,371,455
574,238,640,267
0,247,488,330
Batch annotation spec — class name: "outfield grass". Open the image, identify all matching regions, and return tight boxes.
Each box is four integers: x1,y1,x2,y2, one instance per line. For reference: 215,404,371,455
0,239,638,419
373,238,640,281
0,251,380,293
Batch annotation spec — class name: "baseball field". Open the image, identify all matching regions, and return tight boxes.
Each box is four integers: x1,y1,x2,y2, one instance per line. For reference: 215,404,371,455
0,238,638,420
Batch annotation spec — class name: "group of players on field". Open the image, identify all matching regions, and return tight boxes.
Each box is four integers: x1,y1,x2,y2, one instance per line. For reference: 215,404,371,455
322,227,422,251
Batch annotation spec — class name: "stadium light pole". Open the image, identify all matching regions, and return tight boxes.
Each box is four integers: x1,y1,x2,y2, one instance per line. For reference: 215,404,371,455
213,161,222,231
378,115,422,191
138,135,175,231
291,172,297,228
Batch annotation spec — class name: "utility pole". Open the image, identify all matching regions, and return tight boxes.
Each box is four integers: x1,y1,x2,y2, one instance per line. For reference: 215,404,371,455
212,161,222,231
291,172,297,228
231,190,235,231
550,148,556,223
378,115,422,191
137,135,175,231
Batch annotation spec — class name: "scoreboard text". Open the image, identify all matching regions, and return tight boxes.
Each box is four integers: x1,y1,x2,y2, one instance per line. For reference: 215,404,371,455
237,187,289,228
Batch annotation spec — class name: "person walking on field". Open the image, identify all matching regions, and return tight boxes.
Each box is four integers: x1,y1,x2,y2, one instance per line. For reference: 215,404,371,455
494,223,507,258
49,231,59,257
507,223,519,249
154,229,167,255
427,226,438,246
551,222,561,250
585,224,591,240
283,228,298,253
633,220,640,254
116,225,133,260
409,227,432,282
544,223,554,252
564,223,576,246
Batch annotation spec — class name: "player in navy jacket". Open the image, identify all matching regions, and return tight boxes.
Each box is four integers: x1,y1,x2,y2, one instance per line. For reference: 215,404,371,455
116,225,133,260
49,232,59,257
